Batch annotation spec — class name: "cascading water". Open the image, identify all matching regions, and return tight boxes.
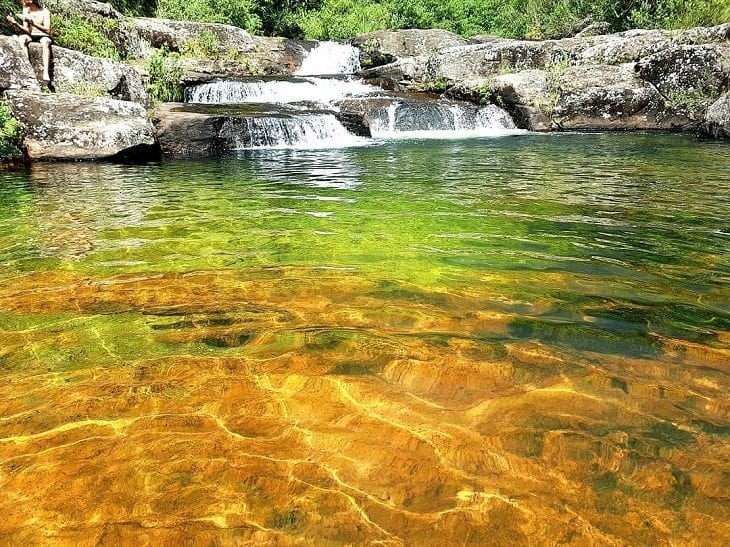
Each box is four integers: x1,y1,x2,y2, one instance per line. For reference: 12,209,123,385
368,102,518,139
182,41,523,150
295,42,362,76
186,77,378,106
221,114,365,150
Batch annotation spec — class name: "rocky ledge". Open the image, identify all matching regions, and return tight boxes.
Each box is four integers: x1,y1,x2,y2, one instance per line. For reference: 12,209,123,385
356,25,730,135
2,6,730,162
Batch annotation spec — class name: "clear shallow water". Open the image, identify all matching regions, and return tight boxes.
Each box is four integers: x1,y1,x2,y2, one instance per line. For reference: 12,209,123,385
0,133,728,544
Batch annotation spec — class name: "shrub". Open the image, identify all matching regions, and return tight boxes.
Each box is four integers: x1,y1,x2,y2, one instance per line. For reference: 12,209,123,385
294,0,392,40
52,14,121,59
628,0,730,30
180,30,220,59
155,0,262,34
0,103,23,162
0,0,18,36
146,47,184,103
286,0,730,40
108,0,157,16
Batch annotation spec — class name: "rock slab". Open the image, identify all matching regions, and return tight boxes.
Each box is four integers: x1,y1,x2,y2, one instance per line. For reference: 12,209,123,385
3,90,157,161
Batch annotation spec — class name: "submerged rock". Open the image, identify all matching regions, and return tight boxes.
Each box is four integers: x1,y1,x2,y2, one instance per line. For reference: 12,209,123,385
3,90,157,161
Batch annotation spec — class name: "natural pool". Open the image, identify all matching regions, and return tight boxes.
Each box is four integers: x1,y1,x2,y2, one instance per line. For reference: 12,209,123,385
0,133,728,545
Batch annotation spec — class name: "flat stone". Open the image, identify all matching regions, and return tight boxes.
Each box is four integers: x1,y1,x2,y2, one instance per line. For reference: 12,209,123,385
3,90,157,161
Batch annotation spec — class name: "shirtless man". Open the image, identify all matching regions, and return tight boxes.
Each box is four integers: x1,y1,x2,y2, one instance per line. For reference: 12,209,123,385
6,0,52,84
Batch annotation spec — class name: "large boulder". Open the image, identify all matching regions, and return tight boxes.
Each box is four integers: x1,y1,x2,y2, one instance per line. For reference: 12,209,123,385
175,41,309,83
678,23,730,44
485,71,552,131
573,29,675,65
636,45,730,109
3,90,157,160
153,103,225,157
0,36,41,92
701,93,730,138
360,56,430,90
353,29,467,68
425,40,568,82
27,44,146,102
132,17,257,56
551,64,688,130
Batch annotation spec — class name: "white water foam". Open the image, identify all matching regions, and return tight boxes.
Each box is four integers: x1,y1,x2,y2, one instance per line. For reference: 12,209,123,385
186,77,377,105
226,114,369,150
369,103,522,139
295,42,362,76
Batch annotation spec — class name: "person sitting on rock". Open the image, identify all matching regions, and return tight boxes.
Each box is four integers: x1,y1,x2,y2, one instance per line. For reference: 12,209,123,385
6,0,53,85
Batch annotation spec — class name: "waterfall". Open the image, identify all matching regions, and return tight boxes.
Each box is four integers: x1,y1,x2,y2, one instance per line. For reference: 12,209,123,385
181,40,522,151
222,114,368,150
186,77,377,105
368,102,518,139
295,42,362,76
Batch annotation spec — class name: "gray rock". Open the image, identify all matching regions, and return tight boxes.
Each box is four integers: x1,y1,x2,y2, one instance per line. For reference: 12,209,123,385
489,70,550,106
446,72,553,131
702,92,730,138
574,22,612,38
425,40,568,81
636,45,730,103
27,44,146,102
678,23,730,44
0,36,41,91
3,90,157,160
488,71,552,131
360,56,430,90
132,17,257,56
552,64,689,130
129,38,307,88
573,29,675,65
153,103,225,157
353,29,467,68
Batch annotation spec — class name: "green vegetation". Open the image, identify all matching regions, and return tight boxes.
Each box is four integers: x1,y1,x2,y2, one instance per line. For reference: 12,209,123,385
155,0,262,33
52,14,121,60
4,0,726,43
284,0,730,40
146,47,185,103
180,30,220,59
0,0,16,35
0,102,23,162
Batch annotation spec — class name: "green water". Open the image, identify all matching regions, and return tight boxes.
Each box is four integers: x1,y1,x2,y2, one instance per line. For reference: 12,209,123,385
2,133,728,341
0,133,728,544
